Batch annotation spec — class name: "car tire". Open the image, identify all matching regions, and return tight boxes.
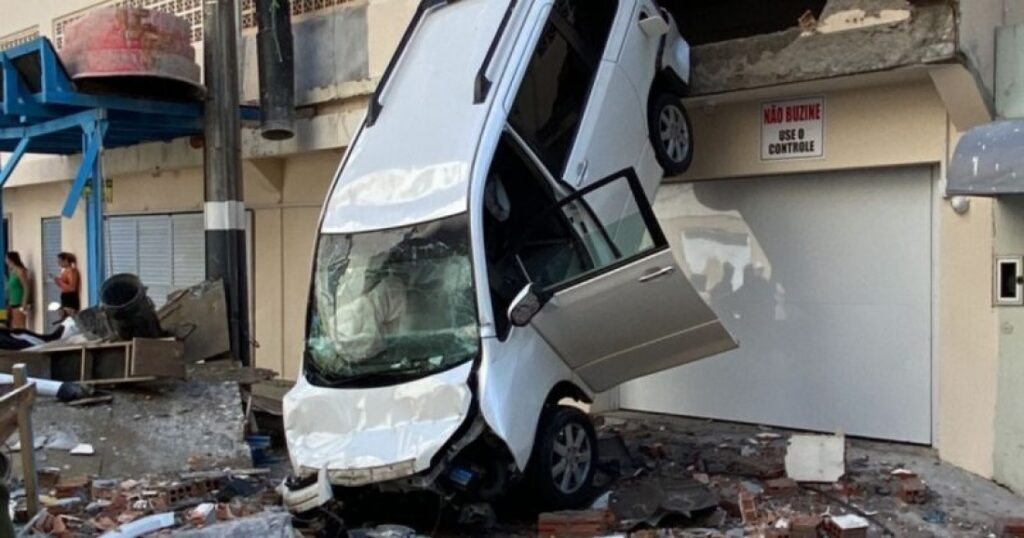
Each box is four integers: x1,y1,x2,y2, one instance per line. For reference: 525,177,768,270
527,405,598,510
649,91,694,176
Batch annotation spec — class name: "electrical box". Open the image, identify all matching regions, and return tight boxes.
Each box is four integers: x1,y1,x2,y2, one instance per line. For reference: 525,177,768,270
995,256,1024,306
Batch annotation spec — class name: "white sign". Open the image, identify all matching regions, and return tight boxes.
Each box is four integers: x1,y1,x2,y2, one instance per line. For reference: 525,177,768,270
761,97,825,161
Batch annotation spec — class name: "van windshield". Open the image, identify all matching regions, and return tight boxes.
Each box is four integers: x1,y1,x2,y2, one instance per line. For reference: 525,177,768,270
304,214,479,387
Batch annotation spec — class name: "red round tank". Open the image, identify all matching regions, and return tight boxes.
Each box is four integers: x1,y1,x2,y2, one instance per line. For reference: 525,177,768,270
60,7,204,101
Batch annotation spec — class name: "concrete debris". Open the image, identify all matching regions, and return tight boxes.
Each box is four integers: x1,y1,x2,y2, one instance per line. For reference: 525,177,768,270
823,514,869,537
784,434,846,483
70,444,95,456
348,524,426,538
10,467,284,536
171,510,294,537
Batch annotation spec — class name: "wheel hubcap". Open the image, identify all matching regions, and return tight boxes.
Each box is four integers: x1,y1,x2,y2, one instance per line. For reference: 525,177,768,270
659,104,690,163
551,423,592,494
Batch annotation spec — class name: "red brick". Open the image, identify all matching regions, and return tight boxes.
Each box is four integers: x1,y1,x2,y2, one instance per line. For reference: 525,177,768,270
537,509,615,537
739,491,759,524
898,477,927,504
766,477,799,497
1001,517,1024,537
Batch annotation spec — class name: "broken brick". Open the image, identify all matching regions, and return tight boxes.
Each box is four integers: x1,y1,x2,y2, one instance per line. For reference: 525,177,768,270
766,477,799,498
639,443,667,460
898,476,927,504
738,491,759,524
55,476,92,500
38,468,61,489
791,515,822,538
823,514,869,538
537,509,615,537
1001,517,1024,537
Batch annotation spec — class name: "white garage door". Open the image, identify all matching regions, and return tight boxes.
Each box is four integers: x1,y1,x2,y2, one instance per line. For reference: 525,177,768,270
620,167,933,444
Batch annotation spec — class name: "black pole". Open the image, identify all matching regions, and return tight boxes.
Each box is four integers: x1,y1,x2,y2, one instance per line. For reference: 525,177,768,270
256,0,295,140
203,0,251,366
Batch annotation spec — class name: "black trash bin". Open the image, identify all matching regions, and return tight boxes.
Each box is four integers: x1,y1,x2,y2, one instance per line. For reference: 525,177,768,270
99,273,163,340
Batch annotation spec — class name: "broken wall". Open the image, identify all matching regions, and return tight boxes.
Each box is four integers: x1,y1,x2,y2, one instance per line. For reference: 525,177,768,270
689,0,956,95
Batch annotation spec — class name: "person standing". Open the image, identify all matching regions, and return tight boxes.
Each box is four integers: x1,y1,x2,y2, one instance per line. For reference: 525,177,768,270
5,252,30,330
54,252,81,319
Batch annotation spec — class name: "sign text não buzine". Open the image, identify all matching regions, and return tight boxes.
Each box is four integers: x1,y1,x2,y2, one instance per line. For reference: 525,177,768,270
761,97,825,161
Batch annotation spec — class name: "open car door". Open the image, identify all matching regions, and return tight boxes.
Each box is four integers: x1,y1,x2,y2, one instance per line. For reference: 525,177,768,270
514,169,736,392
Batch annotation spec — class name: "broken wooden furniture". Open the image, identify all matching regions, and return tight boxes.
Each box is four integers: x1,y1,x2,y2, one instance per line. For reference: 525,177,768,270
0,365,40,526
0,338,184,383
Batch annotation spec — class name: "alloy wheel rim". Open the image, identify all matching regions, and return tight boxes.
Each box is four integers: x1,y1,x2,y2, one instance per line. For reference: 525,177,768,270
659,104,690,163
551,423,591,494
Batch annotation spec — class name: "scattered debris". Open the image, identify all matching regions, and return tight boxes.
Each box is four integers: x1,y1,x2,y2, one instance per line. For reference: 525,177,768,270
784,434,846,483
70,443,95,456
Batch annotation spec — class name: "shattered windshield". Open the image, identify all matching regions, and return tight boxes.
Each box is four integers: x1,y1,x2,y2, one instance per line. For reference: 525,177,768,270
304,214,479,387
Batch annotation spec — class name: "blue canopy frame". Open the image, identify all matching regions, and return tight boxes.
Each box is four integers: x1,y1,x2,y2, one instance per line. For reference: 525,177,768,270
0,37,253,308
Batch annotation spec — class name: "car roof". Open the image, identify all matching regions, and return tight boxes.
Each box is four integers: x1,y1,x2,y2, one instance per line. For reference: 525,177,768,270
321,0,517,235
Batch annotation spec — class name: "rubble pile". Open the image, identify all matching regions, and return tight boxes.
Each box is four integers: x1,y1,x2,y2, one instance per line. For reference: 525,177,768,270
531,415,1016,537
18,468,291,536
0,277,291,536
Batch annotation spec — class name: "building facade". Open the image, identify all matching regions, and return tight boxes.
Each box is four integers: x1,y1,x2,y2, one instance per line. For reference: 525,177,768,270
3,0,1024,495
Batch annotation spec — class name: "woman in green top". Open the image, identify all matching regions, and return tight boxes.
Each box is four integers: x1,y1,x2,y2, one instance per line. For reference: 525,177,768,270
5,252,30,329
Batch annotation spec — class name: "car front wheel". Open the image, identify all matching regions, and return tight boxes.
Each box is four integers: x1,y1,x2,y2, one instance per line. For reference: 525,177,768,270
649,92,694,176
528,405,597,510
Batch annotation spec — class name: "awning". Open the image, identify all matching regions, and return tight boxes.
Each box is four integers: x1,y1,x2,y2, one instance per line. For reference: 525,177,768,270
948,119,1024,196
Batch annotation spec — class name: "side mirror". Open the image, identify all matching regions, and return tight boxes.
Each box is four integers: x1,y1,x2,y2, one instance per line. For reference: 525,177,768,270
639,14,670,37
508,284,542,328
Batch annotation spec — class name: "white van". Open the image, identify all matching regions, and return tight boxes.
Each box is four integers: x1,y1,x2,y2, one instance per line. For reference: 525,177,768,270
281,0,735,512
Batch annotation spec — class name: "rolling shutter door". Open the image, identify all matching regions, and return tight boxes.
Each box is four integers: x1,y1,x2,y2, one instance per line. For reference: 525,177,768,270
171,213,206,290
137,217,173,306
41,218,62,326
106,213,207,308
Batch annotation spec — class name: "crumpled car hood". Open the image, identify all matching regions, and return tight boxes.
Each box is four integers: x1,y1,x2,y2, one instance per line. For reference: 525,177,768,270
283,362,474,486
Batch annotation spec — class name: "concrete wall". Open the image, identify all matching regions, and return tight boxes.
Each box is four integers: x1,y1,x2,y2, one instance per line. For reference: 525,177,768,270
675,77,1001,479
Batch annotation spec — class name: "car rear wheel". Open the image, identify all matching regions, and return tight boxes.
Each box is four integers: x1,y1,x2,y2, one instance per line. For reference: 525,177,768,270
649,92,694,176
528,405,597,510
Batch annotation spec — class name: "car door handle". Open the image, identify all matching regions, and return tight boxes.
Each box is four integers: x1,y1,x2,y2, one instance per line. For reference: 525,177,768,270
638,266,675,283
576,160,589,181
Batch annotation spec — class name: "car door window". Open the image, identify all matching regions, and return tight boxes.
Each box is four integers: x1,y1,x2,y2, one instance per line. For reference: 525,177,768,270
508,0,618,177
514,170,666,295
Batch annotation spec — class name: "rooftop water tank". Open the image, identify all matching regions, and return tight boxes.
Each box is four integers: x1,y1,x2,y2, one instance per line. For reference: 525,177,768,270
60,7,204,101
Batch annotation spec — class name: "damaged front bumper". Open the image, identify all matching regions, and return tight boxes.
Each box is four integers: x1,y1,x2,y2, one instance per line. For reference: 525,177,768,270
281,362,478,512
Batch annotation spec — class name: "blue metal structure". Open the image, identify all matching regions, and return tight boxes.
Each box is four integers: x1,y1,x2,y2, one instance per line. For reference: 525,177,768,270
0,37,212,306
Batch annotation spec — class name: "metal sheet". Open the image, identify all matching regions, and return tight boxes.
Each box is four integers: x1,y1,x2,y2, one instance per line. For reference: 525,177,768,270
948,119,1024,196
283,362,474,483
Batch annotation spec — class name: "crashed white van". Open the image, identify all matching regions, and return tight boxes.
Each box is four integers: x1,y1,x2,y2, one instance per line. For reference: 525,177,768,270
282,0,735,512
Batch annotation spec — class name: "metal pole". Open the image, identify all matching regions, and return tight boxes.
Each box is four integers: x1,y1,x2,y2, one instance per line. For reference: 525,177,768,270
0,155,6,312
85,122,107,306
203,0,251,366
